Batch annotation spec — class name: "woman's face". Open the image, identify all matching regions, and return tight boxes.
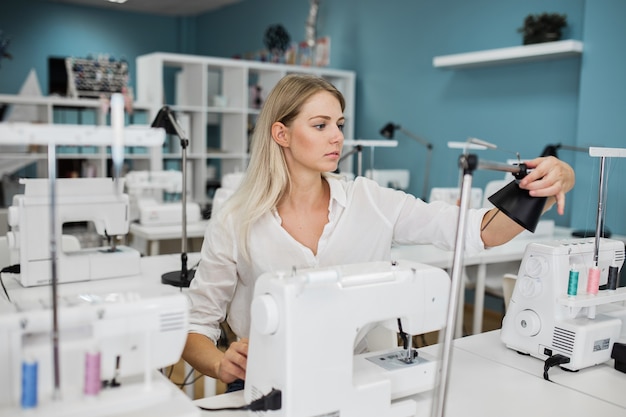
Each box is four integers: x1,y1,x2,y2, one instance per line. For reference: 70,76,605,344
274,91,345,176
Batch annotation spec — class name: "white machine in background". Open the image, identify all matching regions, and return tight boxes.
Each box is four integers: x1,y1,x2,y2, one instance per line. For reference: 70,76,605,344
6,177,141,287
245,260,450,417
501,238,626,371
124,170,201,226
0,288,199,417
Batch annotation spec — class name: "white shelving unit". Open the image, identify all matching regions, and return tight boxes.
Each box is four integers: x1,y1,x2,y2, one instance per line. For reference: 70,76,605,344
0,94,154,183
433,39,583,69
136,52,356,205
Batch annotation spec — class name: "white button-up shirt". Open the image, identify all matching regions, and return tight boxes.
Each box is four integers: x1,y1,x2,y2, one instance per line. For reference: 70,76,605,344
187,175,488,343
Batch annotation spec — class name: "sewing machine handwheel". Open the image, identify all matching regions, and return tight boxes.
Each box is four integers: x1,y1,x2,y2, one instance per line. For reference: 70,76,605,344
251,294,280,335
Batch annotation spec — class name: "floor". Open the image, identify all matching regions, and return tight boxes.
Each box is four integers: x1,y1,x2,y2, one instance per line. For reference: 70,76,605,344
167,303,506,399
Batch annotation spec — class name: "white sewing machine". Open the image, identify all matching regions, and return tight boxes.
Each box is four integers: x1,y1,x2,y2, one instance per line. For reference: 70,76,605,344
244,260,450,417
6,177,141,287
501,238,626,371
124,170,201,226
0,288,199,417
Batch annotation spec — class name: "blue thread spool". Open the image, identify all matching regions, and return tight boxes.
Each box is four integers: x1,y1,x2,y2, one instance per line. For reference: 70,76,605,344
21,358,38,409
567,267,579,297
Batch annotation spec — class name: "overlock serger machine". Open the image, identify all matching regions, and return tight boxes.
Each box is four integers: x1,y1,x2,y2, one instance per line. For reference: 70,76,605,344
0,288,199,417
6,177,141,287
244,259,450,417
501,238,626,371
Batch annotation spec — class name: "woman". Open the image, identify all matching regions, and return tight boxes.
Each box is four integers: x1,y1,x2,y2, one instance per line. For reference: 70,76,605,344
182,73,575,389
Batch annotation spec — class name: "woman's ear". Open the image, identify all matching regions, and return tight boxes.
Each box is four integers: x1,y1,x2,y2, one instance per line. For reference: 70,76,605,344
271,122,289,147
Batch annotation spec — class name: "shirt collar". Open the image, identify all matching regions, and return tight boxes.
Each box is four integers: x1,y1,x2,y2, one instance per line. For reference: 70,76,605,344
325,175,347,210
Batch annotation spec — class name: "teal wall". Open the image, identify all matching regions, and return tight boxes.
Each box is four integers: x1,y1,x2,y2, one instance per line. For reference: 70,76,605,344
1,0,625,235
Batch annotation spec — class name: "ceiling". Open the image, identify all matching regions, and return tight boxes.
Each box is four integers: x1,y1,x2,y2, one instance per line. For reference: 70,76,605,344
44,0,244,17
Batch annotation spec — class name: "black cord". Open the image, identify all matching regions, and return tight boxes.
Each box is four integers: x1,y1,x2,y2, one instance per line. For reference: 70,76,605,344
543,354,570,381
0,264,20,302
197,388,282,412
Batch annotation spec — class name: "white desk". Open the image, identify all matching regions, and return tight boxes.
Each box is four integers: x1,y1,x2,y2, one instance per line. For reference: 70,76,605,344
453,330,626,410
194,331,626,416
129,221,208,256
391,226,574,336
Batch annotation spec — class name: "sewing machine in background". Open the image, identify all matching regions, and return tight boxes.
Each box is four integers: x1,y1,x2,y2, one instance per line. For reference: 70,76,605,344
245,259,450,417
0,288,199,417
124,170,201,226
501,238,626,371
6,177,141,287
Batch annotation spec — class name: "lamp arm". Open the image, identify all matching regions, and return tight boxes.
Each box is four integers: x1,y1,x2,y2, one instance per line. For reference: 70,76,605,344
558,144,589,153
166,111,189,147
477,159,526,177
422,146,433,201
399,126,432,149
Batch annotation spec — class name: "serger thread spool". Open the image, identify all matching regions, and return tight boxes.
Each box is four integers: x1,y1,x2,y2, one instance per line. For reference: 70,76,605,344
607,265,619,291
567,267,579,297
587,266,601,295
84,350,101,396
21,358,38,409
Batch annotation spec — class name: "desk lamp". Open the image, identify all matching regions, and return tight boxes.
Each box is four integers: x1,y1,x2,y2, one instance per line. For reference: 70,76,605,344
431,147,546,417
151,106,195,287
380,122,433,201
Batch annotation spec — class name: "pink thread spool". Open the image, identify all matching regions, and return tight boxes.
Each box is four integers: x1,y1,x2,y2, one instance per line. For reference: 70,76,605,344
84,350,101,396
587,266,600,295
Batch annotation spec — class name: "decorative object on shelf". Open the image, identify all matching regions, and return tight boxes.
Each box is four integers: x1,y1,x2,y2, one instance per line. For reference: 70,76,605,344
306,0,320,49
66,54,129,98
263,24,291,63
518,12,568,45
0,30,12,68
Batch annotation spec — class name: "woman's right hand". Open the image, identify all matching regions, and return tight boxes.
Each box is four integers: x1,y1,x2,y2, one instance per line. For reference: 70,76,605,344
217,338,249,383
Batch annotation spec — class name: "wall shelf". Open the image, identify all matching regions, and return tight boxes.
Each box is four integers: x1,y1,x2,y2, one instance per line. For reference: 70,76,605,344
433,39,583,69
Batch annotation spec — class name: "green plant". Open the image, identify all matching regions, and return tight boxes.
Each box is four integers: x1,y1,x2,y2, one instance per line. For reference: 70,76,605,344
518,13,568,45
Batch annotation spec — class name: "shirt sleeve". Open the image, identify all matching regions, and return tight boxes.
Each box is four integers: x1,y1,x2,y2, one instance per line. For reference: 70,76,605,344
186,217,238,343
358,177,488,255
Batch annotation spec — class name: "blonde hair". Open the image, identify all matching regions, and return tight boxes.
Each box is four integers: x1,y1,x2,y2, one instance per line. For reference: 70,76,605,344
215,74,346,259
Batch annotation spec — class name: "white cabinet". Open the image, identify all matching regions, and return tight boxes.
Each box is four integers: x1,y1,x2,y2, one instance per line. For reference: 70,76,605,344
0,94,154,184
136,52,356,204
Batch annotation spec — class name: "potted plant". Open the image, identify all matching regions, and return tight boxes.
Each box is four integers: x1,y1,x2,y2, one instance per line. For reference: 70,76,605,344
518,13,568,45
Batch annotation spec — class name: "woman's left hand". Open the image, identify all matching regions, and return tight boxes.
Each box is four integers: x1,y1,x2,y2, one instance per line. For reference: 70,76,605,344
518,156,575,215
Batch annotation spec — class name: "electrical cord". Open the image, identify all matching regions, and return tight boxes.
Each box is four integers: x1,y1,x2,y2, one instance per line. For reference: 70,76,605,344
197,388,282,412
543,354,570,381
0,264,20,302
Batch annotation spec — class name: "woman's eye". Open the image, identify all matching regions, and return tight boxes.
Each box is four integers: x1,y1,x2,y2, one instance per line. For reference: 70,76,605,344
338,124,345,132
314,123,326,130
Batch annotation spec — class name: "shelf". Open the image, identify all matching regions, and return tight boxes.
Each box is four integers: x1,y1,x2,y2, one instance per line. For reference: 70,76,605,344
433,40,583,69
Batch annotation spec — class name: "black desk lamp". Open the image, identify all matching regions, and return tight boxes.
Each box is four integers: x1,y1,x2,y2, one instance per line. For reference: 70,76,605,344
380,122,433,201
431,151,545,417
151,106,195,287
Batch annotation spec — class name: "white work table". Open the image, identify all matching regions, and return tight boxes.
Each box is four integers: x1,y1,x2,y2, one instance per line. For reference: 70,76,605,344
3,252,203,302
129,221,208,256
194,330,626,416
392,226,575,336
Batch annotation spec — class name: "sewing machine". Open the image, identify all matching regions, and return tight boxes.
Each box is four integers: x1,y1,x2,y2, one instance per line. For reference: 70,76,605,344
124,170,201,226
6,177,141,287
0,288,199,417
244,259,450,417
501,238,626,371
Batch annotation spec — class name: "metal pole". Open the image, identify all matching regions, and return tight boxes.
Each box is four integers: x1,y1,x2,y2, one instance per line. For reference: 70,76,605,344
430,153,476,417
48,143,61,400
